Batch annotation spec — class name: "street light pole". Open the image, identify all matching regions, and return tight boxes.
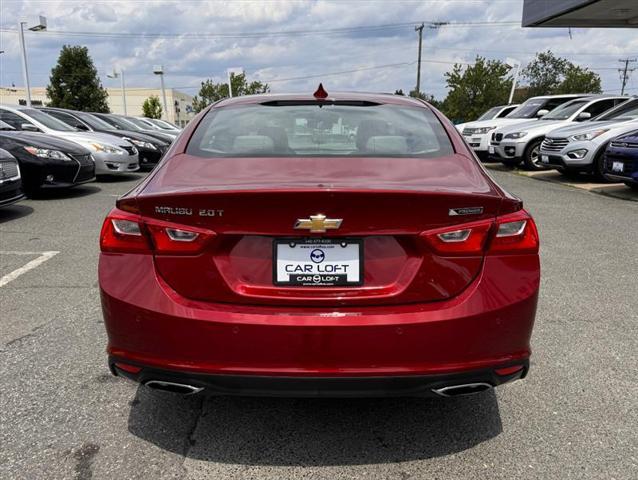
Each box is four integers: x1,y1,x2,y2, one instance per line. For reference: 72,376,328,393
17,17,47,108
107,69,127,115
506,58,521,105
153,65,168,121
227,69,233,98
18,22,32,107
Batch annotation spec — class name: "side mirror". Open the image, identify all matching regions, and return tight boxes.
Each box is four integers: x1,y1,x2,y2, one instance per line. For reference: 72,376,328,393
21,123,40,132
576,112,592,121
536,109,550,117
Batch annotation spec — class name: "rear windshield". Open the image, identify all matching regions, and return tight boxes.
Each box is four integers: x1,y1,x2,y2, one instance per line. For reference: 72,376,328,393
186,103,454,158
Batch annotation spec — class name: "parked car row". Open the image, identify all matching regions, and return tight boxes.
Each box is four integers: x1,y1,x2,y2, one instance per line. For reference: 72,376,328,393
0,105,181,206
460,94,638,191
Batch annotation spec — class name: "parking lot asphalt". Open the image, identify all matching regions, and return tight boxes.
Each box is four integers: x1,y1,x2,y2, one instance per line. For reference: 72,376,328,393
0,170,636,480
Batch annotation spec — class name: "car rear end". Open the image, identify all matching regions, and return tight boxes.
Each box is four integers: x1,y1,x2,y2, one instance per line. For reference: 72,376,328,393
99,92,540,397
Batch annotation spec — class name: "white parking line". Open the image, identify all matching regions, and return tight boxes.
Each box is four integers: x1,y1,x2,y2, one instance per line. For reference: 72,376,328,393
0,251,59,288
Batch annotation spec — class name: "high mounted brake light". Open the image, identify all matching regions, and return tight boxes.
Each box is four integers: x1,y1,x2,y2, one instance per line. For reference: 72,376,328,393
313,83,328,100
100,208,216,255
421,210,539,256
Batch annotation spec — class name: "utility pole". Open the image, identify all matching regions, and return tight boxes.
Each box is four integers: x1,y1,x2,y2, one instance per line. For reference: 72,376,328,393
618,58,637,95
414,23,424,96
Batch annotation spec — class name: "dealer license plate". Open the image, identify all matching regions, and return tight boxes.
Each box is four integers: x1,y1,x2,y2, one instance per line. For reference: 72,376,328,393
274,238,363,286
612,161,624,173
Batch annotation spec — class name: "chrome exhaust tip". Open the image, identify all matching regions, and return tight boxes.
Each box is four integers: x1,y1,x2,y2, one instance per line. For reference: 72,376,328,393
145,380,204,395
432,382,493,397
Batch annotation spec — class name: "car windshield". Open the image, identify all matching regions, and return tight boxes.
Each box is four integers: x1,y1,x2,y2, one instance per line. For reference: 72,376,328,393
595,100,638,122
126,117,153,129
187,103,454,158
505,99,546,119
477,107,501,121
77,113,114,130
21,109,77,131
541,100,588,120
150,119,178,130
99,115,139,130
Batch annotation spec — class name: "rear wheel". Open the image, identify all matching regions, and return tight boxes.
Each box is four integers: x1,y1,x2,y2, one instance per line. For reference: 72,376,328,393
522,139,546,171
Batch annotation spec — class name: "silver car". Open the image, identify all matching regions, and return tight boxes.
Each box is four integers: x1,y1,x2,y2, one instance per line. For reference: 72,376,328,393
539,97,638,180
0,105,139,175
490,96,627,170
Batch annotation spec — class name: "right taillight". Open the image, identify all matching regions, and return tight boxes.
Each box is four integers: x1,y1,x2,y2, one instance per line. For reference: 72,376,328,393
420,209,538,256
99,208,216,255
488,210,539,255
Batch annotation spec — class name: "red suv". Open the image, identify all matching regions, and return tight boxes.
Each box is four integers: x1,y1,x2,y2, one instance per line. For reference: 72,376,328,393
99,89,540,397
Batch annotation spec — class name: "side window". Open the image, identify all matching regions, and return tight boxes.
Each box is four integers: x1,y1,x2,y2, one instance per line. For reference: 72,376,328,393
584,100,616,118
544,98,571,111
497,106,516,118
0,111,32,130
47,111,85,129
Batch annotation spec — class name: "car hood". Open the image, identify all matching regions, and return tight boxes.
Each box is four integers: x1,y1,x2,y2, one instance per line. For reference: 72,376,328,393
546,120,636,138
0,131,91,154
463,118,532,130
98,129,168,146
59,131,133,147
495,119,571,135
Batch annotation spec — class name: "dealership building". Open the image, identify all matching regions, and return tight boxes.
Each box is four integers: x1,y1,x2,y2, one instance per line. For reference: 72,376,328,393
0,86,195,127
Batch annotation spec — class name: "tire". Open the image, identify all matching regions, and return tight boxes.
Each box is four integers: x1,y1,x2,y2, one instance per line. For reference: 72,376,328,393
625,181,638,191
522,139,546,171
591,145,613,183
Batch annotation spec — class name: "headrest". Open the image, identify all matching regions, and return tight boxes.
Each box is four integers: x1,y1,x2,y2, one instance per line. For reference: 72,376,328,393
232,135,275,154
365,136,408,154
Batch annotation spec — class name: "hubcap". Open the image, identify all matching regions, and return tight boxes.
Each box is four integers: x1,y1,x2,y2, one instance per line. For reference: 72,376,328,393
530,145,541,167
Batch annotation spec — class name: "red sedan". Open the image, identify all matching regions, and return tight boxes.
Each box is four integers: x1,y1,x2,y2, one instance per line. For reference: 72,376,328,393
99,87,540,397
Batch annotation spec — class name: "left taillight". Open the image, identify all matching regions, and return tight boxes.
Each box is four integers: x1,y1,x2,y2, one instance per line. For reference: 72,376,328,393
100,208,215,255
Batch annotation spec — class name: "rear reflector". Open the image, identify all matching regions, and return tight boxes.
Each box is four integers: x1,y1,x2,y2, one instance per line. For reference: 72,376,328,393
495,365,524,376
114,362,142,374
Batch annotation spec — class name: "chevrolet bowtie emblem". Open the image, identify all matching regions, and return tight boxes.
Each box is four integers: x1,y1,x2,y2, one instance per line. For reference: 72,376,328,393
294,214,342,233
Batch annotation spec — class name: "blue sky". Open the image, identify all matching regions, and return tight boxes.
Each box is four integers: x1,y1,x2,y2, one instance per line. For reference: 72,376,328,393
1,0,637,100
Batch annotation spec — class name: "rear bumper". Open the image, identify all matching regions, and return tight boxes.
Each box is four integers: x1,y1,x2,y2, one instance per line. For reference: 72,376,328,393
110,358,528,397
100,253,540,383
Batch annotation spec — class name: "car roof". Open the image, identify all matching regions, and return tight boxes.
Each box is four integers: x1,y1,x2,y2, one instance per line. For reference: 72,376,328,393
212,92,428,108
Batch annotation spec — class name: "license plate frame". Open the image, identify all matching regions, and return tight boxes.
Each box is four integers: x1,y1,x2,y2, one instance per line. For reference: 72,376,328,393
541,154,549,163
488,145,495,154
273,237,364,287
612,161,624,173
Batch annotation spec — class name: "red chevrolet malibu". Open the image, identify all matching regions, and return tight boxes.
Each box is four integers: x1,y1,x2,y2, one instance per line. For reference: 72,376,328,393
99,87,540,397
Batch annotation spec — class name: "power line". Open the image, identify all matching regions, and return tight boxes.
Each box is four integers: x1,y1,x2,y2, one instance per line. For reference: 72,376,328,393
0,20,521,40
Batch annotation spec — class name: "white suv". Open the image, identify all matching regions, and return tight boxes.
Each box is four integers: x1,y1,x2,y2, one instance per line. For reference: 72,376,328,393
490,96,627,170
461,95,588,159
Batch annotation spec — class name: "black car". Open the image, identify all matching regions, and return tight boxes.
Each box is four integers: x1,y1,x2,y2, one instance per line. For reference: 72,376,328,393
0,148,25,207
0,122,95,195
91,113,175,144
40,108,169,170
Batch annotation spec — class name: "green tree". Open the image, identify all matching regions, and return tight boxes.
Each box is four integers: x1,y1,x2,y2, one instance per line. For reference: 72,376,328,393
521,51,602,98
440,56,512,122
142,95,163,119
554,64,602,94
192,72,269,112
46,45,109,112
